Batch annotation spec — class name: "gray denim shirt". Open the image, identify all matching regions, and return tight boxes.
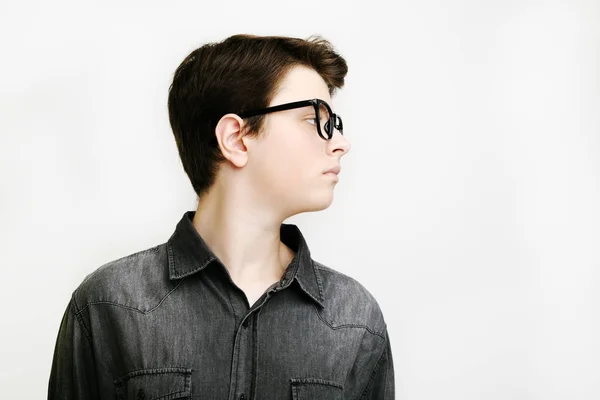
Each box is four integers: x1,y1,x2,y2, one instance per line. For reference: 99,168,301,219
49,211,394,399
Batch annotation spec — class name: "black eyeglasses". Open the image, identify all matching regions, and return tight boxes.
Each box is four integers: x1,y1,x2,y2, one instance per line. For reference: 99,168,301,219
237,98,343,141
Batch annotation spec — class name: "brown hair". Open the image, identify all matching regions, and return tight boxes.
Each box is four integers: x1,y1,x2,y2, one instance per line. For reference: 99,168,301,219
167,34,348,199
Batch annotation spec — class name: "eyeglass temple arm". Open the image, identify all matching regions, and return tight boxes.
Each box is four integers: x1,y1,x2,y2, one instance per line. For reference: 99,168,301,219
238,100,316,118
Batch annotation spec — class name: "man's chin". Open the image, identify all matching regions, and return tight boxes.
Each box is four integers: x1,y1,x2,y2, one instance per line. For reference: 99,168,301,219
302,195,335,214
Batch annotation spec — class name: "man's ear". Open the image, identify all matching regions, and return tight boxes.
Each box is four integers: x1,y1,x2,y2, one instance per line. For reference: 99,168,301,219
215,113,249,168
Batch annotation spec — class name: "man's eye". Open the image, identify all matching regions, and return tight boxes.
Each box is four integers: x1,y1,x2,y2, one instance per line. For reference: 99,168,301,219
306,118,316,125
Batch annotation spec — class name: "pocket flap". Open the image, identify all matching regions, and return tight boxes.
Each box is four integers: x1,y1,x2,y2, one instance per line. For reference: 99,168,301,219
291,377,343,400
114,367,192,400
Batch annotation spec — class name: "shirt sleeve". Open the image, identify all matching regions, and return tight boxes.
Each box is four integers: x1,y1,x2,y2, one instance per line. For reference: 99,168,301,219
359,325,395,399
48,297,100,399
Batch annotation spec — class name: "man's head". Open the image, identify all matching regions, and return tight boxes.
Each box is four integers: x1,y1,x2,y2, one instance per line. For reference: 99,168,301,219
168,34,351,218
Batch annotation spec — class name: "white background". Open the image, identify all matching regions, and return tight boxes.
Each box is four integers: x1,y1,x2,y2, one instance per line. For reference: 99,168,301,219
1,0,599,398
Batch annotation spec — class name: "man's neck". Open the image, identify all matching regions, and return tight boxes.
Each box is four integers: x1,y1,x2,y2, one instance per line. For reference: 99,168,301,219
191,187,296,285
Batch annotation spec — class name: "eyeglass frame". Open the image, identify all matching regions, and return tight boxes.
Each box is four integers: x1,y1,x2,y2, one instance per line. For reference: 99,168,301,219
237,98,343,141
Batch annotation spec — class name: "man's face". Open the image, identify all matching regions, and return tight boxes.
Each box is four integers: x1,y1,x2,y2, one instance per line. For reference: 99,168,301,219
245,65,351,217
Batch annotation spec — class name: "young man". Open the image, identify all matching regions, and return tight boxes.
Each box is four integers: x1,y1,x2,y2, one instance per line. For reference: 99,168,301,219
49,34,394,399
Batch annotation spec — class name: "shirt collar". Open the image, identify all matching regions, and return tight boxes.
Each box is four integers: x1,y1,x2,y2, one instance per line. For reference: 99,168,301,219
166,211,324,308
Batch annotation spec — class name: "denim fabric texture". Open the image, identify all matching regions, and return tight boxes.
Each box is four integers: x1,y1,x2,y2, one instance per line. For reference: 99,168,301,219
48,210,394,399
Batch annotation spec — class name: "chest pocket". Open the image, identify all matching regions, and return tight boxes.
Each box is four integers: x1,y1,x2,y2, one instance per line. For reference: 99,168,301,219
114,367,192,400
290,377,344,400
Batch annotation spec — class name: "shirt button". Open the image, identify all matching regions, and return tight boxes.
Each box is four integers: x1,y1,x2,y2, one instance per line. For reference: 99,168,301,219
239,395,245,400
242,319,249,328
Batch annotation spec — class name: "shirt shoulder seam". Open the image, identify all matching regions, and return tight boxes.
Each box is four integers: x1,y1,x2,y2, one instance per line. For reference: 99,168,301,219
311,303,387,339
74,278,186,316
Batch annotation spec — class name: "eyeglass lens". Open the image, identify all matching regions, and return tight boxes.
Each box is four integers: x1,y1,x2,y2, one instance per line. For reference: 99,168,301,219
317,102,343,139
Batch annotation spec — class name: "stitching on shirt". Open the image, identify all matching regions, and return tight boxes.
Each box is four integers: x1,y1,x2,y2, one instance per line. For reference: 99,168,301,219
70,294,113,384
114,367,194,398
312,261,325,301
187,368,192,397
311,261,386,338
167,237,176,278
358,335,388,399
75,278,186,315
70,296,93,343
311,303,386,340
290,377,344,389
294,275,323,307
113,367,193,384
168,239,216,279
225,283,237,320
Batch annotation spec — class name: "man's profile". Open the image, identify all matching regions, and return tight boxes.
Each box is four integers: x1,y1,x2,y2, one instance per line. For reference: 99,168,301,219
48,34,394,399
